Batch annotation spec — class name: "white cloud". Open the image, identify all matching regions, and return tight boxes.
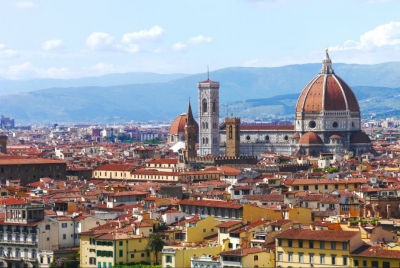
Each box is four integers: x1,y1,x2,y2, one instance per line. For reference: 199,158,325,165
172,35,212,51
0,44,18,59
42,39,63,51
330,21,400,51
121,25,164,44
243,0,292,9
15,1,37,8
172,42,187,51
0,62,71,80
86,27,164,53
91,63,115,74
86,32,116,51
188,35,212,45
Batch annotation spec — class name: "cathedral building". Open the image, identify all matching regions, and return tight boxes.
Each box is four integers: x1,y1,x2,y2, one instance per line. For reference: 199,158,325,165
169,51,372,157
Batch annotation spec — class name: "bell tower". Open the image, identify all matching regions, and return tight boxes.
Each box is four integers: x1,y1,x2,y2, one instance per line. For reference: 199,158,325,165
185,100,197,159
225,117,240,157
198,75,220,156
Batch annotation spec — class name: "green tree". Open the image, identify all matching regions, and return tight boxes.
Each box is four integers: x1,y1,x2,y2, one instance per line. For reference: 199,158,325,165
147,233,166,265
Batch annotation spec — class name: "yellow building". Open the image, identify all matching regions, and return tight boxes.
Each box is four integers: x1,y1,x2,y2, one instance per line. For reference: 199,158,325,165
286,207,312,225
219,247,274,268
170,215,220,244
275,229,363,268
162,244,222,268
350,244,400,268
242,204,282,222
80,219,155,267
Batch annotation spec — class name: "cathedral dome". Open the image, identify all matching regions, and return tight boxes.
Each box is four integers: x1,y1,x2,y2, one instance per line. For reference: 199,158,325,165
296,51,360,113
168,113,199,135
299,132,323,145
350,131,371,144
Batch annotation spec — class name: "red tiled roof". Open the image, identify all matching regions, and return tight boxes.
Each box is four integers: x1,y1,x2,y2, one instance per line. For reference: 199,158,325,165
179,199,242,209
351,244,400,259
275,229,359,242
219,247,265,256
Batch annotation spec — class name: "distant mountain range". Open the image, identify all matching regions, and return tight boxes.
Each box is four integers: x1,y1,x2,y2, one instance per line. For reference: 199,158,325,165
1,62,400,124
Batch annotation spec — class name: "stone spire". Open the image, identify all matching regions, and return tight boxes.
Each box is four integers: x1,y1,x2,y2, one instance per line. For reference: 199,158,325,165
319,48,335,75
186,99,195,127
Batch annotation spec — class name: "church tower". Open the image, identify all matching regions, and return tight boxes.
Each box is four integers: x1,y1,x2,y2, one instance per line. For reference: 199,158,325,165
198,77,220,156
185,100,197,159
225,117,240,157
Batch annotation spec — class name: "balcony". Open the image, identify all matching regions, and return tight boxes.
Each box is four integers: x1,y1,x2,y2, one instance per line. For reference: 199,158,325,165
23,257,37,262
22,229,29,234
0,240,37,245
5,229,12,234
0,256,24,261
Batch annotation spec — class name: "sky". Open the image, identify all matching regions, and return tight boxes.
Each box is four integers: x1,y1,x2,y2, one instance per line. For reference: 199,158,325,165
1,0,400,80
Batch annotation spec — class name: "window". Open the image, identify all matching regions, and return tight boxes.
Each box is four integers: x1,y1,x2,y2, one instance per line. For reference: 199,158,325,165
288,252,293,262
362,260,367,268
343,256,348,266
254,255,258,261
342,242,348,250
383,261,390,268
277,252,283,262
320,254,325,264
63,234,66,240
203,229,206,233
331,241,336,249
288,240,292,247
299,253,304,263
277,239,282,247
309,241,314,248
320,241,325,249
228,243,233,249
331,255,336,265
309,253,314,264
61,223,67,228
119,241,123,246
45,225,50,230
299,240,303,248
141,253,144,257
166,255,172,263
325,185,328,190
119,250,123,257
89,257,96,265
202,99,207,113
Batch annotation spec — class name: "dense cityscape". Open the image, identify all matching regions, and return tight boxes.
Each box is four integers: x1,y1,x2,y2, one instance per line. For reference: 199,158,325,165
0,52,400,268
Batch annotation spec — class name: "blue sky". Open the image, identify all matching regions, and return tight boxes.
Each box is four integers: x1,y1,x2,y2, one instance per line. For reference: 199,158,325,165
1,0,400,79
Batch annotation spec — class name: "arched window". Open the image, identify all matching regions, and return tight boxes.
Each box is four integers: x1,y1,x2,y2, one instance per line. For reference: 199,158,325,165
206,137,209,144
202,99,207,113
229,126,233,139
212,102,216,113
205,122,208,129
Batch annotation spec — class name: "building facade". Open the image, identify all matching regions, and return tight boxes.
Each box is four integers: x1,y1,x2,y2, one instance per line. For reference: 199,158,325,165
198,79,220,156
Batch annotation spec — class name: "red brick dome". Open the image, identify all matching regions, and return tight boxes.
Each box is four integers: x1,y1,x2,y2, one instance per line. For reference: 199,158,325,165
350,131,371,144
168,113,199,135
299,132,323,145
296,52,360,113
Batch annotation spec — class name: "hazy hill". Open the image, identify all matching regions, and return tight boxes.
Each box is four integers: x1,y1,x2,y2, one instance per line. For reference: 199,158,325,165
0,72,189,96
1,62,400,124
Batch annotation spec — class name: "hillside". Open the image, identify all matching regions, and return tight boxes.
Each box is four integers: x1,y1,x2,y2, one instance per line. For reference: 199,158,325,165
1,62,400,124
